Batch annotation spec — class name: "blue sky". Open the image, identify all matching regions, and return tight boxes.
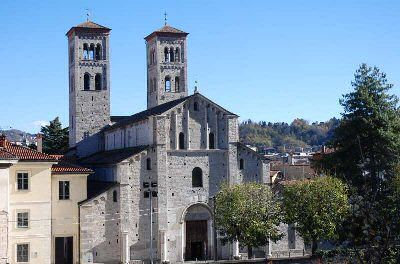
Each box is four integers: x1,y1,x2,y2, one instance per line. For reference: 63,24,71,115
1,1,400,133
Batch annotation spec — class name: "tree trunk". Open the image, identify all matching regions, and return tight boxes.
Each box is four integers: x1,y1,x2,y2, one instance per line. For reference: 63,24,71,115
311,239,318,255
247,245,253,259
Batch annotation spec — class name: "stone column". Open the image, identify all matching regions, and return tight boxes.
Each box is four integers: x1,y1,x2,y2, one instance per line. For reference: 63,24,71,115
185,107,190,149
204,106,209,149
214,112,219,149
233,240,240,259
121,231,129,264
159,230,168,263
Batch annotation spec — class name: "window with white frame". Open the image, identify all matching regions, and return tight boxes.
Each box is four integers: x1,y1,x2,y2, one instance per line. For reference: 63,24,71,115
59,181,70,200
17,172,29,190
17,212,29,228
17,243,29,262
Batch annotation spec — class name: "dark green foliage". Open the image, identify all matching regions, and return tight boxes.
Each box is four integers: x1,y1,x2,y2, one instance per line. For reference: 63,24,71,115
40,117,69,154
316,64,400,263
239,118,339,150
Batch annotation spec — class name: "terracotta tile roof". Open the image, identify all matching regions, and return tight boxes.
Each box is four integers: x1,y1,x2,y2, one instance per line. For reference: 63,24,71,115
52,161,93,174
0,137,56,162
66,20,111,36
79,145,148,165
0,150,17,160
145,24,188,40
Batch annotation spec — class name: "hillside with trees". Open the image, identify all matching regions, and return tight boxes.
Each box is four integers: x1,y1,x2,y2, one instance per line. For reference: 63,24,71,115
239,118,340,150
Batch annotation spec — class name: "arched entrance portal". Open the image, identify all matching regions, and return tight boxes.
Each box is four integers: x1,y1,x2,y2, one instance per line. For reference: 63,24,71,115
183,203,213,261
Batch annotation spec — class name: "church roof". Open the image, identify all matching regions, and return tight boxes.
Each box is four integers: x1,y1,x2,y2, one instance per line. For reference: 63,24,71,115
66,20,111,36
107,95,193,131
79,145,148,165
107,93,237,132
145,24,188,40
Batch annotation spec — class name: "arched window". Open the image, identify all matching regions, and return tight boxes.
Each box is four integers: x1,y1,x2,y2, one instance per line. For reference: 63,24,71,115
209,133,215,149
95,44,102,60
95,74,102,90
175,77,180,92
164,47,169,62
194,102,199,111
84,73,90,90
83,43,89,59
146,158,152,170
239,158,244,170
179,132,185,149
175,47,180,62
153,78,157,92
169,48,174,62
192,167,203,187
165,76,171,92
89,44,95,60
151,49,156,64
113,190,118,202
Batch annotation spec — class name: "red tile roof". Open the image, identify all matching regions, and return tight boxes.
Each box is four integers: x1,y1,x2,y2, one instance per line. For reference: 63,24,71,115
0,137,56,162
0,150,18,160
52,161,93,174
66,20,111,36
145,24,188,40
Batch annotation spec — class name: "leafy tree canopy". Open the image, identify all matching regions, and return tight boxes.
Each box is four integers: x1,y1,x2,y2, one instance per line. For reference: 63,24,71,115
40,117,69,154
215,182,282,257
282,176,349,254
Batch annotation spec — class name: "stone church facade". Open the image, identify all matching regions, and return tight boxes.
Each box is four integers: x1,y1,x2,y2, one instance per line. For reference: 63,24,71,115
66,20,304,263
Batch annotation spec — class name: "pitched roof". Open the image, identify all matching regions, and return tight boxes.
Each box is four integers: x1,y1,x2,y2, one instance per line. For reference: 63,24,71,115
79,145,148,165
145,24,188,40
105,95,192,131
66,20,111,36
0,139,56,162
0,150,17,160
79,181,119,205
51,155,93,174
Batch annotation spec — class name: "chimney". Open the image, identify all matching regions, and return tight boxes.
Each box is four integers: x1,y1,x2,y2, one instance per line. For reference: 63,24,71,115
0,134,6,148
36,134,43,153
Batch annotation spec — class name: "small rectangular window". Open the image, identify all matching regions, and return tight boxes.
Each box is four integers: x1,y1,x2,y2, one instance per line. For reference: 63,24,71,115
17,212,29,228
17,173,29,190
17,243,29,262
59,181,70,200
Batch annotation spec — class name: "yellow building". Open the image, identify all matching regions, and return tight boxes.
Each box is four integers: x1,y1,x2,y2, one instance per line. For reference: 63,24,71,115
0,135,91,264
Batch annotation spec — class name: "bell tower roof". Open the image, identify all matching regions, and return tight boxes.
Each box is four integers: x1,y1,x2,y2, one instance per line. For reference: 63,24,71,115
144,24,188,41
66,20,111,36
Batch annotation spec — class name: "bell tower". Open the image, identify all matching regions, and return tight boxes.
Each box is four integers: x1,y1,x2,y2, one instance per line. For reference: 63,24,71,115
66,20,111,157
145,23,189,109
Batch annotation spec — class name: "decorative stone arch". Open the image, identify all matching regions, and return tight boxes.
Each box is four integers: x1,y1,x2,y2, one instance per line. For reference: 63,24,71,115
179,203,214,261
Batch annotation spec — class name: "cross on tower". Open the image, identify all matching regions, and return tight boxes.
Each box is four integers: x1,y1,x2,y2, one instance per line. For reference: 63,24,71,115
164,11,168,25
85,8,91,21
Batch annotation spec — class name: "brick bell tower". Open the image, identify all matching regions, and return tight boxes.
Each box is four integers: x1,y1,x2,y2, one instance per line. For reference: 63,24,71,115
145,21,189,109
66,20,111,157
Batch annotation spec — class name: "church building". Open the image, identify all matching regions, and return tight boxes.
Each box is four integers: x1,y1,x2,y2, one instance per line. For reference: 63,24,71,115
66,19,303,264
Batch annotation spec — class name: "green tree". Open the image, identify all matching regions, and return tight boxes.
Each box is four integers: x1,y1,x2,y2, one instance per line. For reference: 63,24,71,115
282,176,349,255
315,64,400,263
215,182,282,258
40,117,69,154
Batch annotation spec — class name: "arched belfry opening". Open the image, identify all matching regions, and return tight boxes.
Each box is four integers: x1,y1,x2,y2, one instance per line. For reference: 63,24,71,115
182,203,213,261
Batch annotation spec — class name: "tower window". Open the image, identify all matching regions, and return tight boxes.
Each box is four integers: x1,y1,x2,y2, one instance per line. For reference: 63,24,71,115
181,47,184,62
165,76,171,92
239,158,244,170
164,47,169,62
89,44,95,60
113,190,118,202
169,47,174,62
84,73,90,90
175,47,180,62
151,49,156,64
95,44,102,60
83,43,89,59
209,133,215,149
175,77,180,92
194,102,199,111
192,167,203,188
146,158,152,170
179,132,185,149
95,74,102,90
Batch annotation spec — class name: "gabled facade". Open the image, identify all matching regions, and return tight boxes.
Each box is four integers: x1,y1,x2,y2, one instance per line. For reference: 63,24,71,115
64,20,305,263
